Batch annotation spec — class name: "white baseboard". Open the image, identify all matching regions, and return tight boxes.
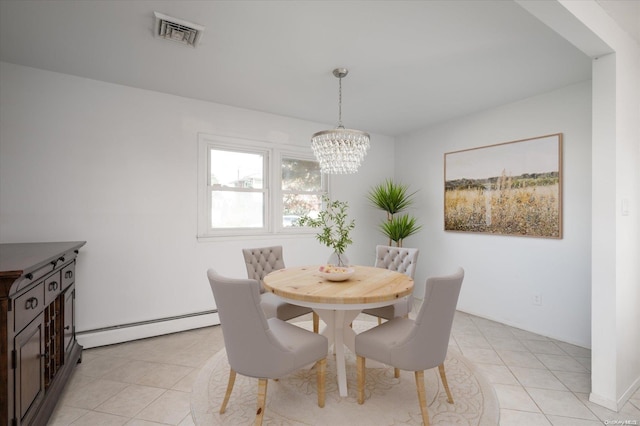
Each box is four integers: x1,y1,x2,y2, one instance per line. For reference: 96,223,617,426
618,375,640,410
77,311,220,349
589,392,619,412
592,374,640,412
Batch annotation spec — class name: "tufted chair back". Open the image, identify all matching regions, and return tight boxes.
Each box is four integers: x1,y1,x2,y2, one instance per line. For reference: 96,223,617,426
363,245,420,322
374,245,419,279
241,245,318,330
243,246,285,292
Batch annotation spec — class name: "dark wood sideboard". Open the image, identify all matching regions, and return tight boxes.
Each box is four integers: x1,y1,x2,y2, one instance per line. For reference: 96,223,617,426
0,241,86,426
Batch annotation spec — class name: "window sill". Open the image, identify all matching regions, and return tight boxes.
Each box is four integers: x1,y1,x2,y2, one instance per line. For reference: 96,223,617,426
196,230,316,243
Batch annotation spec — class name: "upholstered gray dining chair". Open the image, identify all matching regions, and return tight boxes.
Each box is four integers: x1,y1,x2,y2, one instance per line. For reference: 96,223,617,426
356,267,464,426
243,246,319,333
362,245,419,323
207,269,328,426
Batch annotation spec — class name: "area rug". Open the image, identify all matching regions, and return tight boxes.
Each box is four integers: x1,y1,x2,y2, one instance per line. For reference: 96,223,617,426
191,321,499,425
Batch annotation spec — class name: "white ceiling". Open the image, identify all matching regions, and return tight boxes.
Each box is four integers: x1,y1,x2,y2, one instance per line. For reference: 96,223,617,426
0,0,602,137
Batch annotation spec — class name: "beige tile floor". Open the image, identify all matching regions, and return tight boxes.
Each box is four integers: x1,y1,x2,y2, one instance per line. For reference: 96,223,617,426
49,311,640,425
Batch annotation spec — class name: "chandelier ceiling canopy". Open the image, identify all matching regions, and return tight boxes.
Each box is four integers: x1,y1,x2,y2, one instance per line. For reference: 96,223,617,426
311,68,370,174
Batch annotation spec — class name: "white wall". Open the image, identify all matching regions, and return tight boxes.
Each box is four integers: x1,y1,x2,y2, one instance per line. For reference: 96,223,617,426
556,0,640,411
608,44,640,412
520,0,640,411
396,81,592,348
589,44,640,411
0,62,395,347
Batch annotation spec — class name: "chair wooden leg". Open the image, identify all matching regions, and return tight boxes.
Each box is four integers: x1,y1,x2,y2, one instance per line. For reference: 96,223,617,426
438,363,454,404
357,355,366,404
220,368,236,414
313,312,319,333
255,378,268,426
316,358,326,407
414,370,431,426
394,368,400,378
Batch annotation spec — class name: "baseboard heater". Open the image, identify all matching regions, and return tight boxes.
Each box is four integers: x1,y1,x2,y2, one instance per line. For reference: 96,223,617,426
77,309,220,349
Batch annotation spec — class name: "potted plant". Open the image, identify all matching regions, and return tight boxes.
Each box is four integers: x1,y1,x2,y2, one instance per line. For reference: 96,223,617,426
367,179,422,247
297,195,355,266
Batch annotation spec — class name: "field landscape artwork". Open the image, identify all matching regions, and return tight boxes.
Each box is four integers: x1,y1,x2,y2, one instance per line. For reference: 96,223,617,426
445,134,562,238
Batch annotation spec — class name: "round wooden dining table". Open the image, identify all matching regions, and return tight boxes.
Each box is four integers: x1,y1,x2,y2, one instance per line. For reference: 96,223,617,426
263,264,414,397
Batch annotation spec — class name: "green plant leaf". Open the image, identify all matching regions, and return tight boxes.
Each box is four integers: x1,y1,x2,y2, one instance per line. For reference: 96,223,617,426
379,214,422,246
367,179,417,215
297,195,355,254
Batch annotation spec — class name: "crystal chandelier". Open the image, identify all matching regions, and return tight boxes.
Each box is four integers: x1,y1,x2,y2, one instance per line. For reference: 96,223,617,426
311,68,370,174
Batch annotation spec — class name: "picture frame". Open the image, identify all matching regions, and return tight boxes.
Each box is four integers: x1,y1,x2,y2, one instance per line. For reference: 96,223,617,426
444,133,562,238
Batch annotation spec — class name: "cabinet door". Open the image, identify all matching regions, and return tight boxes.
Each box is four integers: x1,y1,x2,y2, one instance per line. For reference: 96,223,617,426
14,312,45,426
63,284,75,356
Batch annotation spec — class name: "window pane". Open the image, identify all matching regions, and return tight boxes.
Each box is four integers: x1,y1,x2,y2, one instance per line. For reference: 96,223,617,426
282,194,322,227
211,191,264,228
210,149,263,189
282,158,321,191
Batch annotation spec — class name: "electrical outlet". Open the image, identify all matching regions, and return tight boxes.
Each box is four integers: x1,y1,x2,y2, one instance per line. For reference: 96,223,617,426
533,293,542,305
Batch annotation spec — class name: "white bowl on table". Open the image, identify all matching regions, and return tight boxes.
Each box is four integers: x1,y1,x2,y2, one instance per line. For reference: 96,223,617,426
318,265,355,282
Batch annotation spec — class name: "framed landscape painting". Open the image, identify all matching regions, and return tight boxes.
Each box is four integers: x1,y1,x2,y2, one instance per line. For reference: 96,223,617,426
444,133,562,238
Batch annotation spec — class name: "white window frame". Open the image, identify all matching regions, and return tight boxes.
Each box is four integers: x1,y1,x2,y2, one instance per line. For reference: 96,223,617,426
197,133,328,240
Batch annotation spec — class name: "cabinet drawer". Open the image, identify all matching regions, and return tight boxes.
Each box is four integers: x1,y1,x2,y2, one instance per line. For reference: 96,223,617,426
15,282,44,332
14,262,55,294
61,262,75,290
44,271,62,306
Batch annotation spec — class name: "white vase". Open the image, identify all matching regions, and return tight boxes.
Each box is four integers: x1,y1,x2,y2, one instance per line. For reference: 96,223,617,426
327,251,349,267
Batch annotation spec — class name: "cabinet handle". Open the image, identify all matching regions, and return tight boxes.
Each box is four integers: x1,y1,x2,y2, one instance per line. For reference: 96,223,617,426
64,325,71,330
48,281,58,291
58,256,65,263
26,273,33,280
40,352,49,359
65,270,73,279
25,297,39,310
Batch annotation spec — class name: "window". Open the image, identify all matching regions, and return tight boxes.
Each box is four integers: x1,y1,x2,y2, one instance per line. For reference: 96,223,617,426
209,148,266,229
198,134,327,238
280,156,324,228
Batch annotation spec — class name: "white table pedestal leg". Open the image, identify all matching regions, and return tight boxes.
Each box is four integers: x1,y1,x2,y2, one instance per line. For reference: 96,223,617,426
333,310,347,396
315,309,361,397
341,310,361,353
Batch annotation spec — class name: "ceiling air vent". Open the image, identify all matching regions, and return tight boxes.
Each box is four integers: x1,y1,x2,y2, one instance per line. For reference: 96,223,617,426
154,12,204,47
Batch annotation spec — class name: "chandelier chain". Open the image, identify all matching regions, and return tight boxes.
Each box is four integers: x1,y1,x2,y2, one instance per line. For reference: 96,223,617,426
337,75,343,128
